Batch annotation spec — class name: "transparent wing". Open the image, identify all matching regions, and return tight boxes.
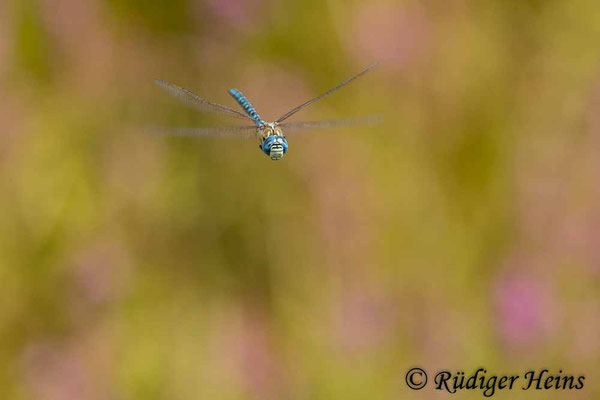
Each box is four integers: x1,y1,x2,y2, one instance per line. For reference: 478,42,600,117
155,80,254,121
275,63,378,124
279,116,382,132
146,125,258,139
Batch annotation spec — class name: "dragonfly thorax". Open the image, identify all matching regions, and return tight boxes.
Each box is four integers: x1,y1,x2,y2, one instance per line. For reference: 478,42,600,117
257,121,282,139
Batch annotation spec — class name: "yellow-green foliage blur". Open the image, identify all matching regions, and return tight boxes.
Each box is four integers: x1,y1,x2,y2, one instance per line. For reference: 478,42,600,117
1,0,599,399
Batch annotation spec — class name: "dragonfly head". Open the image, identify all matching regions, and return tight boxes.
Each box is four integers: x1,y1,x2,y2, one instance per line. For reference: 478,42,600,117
261,135,288,161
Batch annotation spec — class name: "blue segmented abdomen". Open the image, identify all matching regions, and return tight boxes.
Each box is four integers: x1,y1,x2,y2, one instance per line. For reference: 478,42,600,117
228,89,263,126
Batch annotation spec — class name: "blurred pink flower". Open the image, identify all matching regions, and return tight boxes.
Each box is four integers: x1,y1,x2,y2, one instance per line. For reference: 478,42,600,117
334,289,393,353
562,216,600,274
21,343,96,400
205,0,260,28
240,309,280,397
569,300,600,360
494,273,556,347
577,76,600,272
346,3,429,68
71,240,131,306
37,0,114,92
208,303,284,399
513,74,600,276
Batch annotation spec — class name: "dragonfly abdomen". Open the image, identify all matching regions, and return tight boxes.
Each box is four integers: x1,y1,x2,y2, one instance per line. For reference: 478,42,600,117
228,89,263,126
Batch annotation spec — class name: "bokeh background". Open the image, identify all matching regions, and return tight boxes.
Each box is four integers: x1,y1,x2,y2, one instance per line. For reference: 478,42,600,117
1,0,599,399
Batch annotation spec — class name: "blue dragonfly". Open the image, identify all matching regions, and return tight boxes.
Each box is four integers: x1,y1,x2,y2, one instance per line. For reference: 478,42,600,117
152,63,380,161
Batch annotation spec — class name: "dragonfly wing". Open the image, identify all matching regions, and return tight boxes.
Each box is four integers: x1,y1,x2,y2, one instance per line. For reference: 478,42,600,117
279,116,382,132
146,125,258,139
155,80,255,121
275,63,378,124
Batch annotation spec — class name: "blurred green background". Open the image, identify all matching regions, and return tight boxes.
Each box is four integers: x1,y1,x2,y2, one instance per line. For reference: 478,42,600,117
1,0,599,399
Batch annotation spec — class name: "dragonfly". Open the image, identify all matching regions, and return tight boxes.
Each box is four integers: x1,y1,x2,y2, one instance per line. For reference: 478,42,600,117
151,63,380,161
